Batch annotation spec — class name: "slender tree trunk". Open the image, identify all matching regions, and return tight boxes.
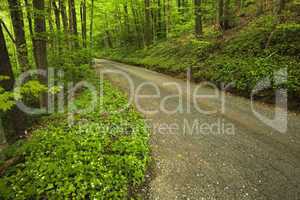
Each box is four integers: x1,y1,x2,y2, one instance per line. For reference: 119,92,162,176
256,0,264,15
164,0,170,38
235,0,241,13
52,0,62,54
24,0,34,38
195,0,203,38
151,4,156,41
144,0,153,46
7,0,30,72
80,0,87,48
276,0,285,15
177,0,181,13
52,0,61,31
48,0,54,33
178,0,187,22
90,0,94,49
163,0,168,38
68,0,78,47
59,0,68,34
130,0,143,47
105,30,113,48
32,0,48,107
0,22,15,91
47,0,55,50
218,0,230,30
217,0,224,30
223,0,230,30
123,2,131,44
157,0,164,39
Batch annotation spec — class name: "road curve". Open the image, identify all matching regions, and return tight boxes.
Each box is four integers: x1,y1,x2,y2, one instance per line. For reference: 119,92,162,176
95,59,300,200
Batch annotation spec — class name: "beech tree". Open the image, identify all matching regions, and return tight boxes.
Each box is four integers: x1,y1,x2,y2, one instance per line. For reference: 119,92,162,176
47,0,54,33
24,0,34,37
33,0,48,71
7,0,30,72
68,0,79,47
218,0,230,30
80,0,87,47
144,0,153,46
195,0,203,38
217,0,224,29
52,0,61,31
0,21,15,91
59,0,69,34
90,0,94,48
32,0,48,106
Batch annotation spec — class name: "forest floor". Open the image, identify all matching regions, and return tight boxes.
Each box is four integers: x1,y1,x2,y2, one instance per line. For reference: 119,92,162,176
95,59,300,200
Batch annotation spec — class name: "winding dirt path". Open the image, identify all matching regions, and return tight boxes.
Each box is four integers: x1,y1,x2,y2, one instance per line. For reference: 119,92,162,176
95,59,300,200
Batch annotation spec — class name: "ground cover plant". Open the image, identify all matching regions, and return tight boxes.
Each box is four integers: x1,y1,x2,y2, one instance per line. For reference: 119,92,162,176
0,80,150,199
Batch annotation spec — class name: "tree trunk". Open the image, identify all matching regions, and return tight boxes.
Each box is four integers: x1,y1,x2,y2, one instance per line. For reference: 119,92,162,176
218,0,230,30
7,0,30,72
178,0,187,22
68,0,78,47
195,0,203,38
52,0,61,31
24,0,34,38
130,0,143,47
151,4,156,41
48,0,54,33
276,0,285,15
32,0,48,107
177,0,181,13
0,22,15,91
90,0,94,49
59,0,68,34
52,0,62,54
217,0,224,30
80,0,87,48
164,0,170,38
144,0,153,46
0,22,26,141
123,2,131,44
256,0,264,15
235,0,241,13
223,0,230,30
105,30,113,48
157,0,165,39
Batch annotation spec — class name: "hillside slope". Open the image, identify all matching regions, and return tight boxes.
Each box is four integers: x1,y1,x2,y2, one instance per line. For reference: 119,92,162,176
99,14,300,109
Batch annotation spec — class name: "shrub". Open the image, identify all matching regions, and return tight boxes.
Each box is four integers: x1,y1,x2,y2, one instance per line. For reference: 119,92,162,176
268,23,300,57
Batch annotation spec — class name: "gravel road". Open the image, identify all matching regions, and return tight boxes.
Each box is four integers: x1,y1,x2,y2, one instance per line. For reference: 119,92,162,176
95,59,300,200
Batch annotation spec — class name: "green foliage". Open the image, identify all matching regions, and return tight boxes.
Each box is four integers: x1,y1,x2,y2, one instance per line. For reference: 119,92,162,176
17,81,48,98
100,36,217,74
223,16,300,58
0,140,26,164
196,55,300,92
268,23,300,57
48,49,93,83
0,90,15,112
223,15,277,56
0,81,150,199
101,14,300,98
0,81,47,112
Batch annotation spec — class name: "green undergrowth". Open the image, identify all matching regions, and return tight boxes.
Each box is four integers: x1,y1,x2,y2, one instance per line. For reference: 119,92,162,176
100,15,300,99
100,33,218,75
0,80,150,199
